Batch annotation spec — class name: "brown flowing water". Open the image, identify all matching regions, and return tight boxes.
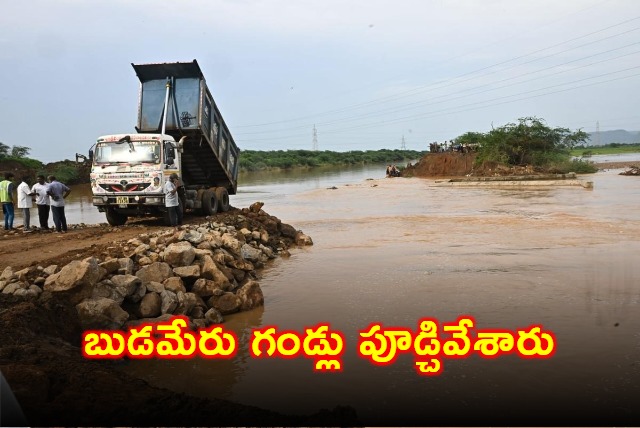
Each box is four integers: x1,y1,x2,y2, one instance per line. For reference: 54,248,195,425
25,157,640,424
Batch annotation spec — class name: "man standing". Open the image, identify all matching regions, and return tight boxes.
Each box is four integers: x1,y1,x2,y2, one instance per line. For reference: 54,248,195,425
31,175,51,230
16,176,33,232
164,173,180,230
46,175,71,233
0,172,15,231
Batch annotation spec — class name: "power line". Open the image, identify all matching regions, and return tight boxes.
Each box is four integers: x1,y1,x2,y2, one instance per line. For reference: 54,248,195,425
233,15,640,130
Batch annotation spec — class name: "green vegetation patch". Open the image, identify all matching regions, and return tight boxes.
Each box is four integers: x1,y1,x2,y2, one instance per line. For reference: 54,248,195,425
456,117,597,174
239,149,426,172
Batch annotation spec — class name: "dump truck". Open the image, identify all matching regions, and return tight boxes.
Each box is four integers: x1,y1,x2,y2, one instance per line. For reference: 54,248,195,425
82,60,240,226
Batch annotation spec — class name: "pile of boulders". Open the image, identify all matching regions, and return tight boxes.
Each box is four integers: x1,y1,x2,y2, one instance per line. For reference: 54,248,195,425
620,166,640,176
0,203,312,330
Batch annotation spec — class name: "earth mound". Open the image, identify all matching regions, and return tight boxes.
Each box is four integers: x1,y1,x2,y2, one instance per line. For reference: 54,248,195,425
403,152,546,178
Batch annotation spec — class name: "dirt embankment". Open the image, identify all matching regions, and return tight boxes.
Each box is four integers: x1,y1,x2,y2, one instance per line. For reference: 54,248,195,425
403,152,640,177
403,152,541,177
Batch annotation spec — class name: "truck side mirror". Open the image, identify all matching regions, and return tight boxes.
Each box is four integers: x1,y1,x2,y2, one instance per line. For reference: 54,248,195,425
88,150,94,162
165,145,176,167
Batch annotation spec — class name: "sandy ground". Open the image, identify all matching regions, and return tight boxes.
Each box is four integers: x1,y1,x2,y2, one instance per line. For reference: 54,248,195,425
0,213,225,271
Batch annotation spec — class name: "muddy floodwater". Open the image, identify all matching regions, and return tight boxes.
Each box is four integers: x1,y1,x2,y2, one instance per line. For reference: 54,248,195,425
24,156,640,424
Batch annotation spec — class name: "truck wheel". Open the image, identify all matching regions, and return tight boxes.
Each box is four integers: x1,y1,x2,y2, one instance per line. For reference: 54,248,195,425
105,209,128,226
215,187,230,212
202,189,219,215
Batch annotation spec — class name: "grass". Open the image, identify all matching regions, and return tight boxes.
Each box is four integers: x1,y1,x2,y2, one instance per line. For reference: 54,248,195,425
571,143,640,157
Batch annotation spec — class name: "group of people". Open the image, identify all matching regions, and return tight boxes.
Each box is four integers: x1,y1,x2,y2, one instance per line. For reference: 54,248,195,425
429,141,478,153
0,172,71,234
386,164,401,177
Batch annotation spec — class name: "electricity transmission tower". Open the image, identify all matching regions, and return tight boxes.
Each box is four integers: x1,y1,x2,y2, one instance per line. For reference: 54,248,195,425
401,135,406,150
595,121,600,146
312,125,318,151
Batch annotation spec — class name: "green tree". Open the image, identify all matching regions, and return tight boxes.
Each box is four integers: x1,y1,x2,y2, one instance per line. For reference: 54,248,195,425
0,142,9,158
476,117,588,167
455,132,485,146
10,145,31,158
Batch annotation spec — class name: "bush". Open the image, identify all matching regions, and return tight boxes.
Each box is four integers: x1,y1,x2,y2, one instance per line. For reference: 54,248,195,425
4,156,44,170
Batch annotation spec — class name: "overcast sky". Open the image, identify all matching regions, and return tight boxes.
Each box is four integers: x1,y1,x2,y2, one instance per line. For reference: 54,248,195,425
1,0,639,162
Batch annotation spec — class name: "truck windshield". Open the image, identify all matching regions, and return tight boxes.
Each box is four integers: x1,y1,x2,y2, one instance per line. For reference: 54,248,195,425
94,141,161,165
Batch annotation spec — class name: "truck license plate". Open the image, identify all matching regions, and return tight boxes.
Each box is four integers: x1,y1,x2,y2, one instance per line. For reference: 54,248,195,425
116,196,128,207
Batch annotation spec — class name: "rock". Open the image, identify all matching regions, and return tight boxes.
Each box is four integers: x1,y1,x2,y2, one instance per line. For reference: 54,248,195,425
241,243,263,262
201,255,231,288
189,305,205,319
259,244,275,259
175,292,198,315
228,258,254,272
15,268,31,282
139,292,162,318
111,274,141,298
0,280,6,292
76,298,129,330
160,289,178,314
44,258,103,293
221,234,241,255
295,231,313,246
204,308,224,325
137,256,153,266
279,223,297,239
91,281,125,305
14,288,29,297
191,278,224,298
196,241,213,251
183,230,205,245
263,217,279,234
163,277,186,293
249,202,264,213
2,282,20,295
128,283,147,303
118,258,134,275
33,277,45,285
28,284,43,294
163,241,196,267
146,281,165,293
236,280,264,311
99,259,120,274
172,265,201,281
133,243,150,255
135,262,172,285
194,248,213,259
231,268,246,282
0,266,15,281
207,292,241,315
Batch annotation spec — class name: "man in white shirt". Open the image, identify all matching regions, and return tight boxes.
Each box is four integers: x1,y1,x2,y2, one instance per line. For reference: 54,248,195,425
16,176,33,232
164,173,180,230
31,175,51,230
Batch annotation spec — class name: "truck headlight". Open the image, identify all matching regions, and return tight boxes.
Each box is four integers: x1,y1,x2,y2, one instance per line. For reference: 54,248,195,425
145,197,161,204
